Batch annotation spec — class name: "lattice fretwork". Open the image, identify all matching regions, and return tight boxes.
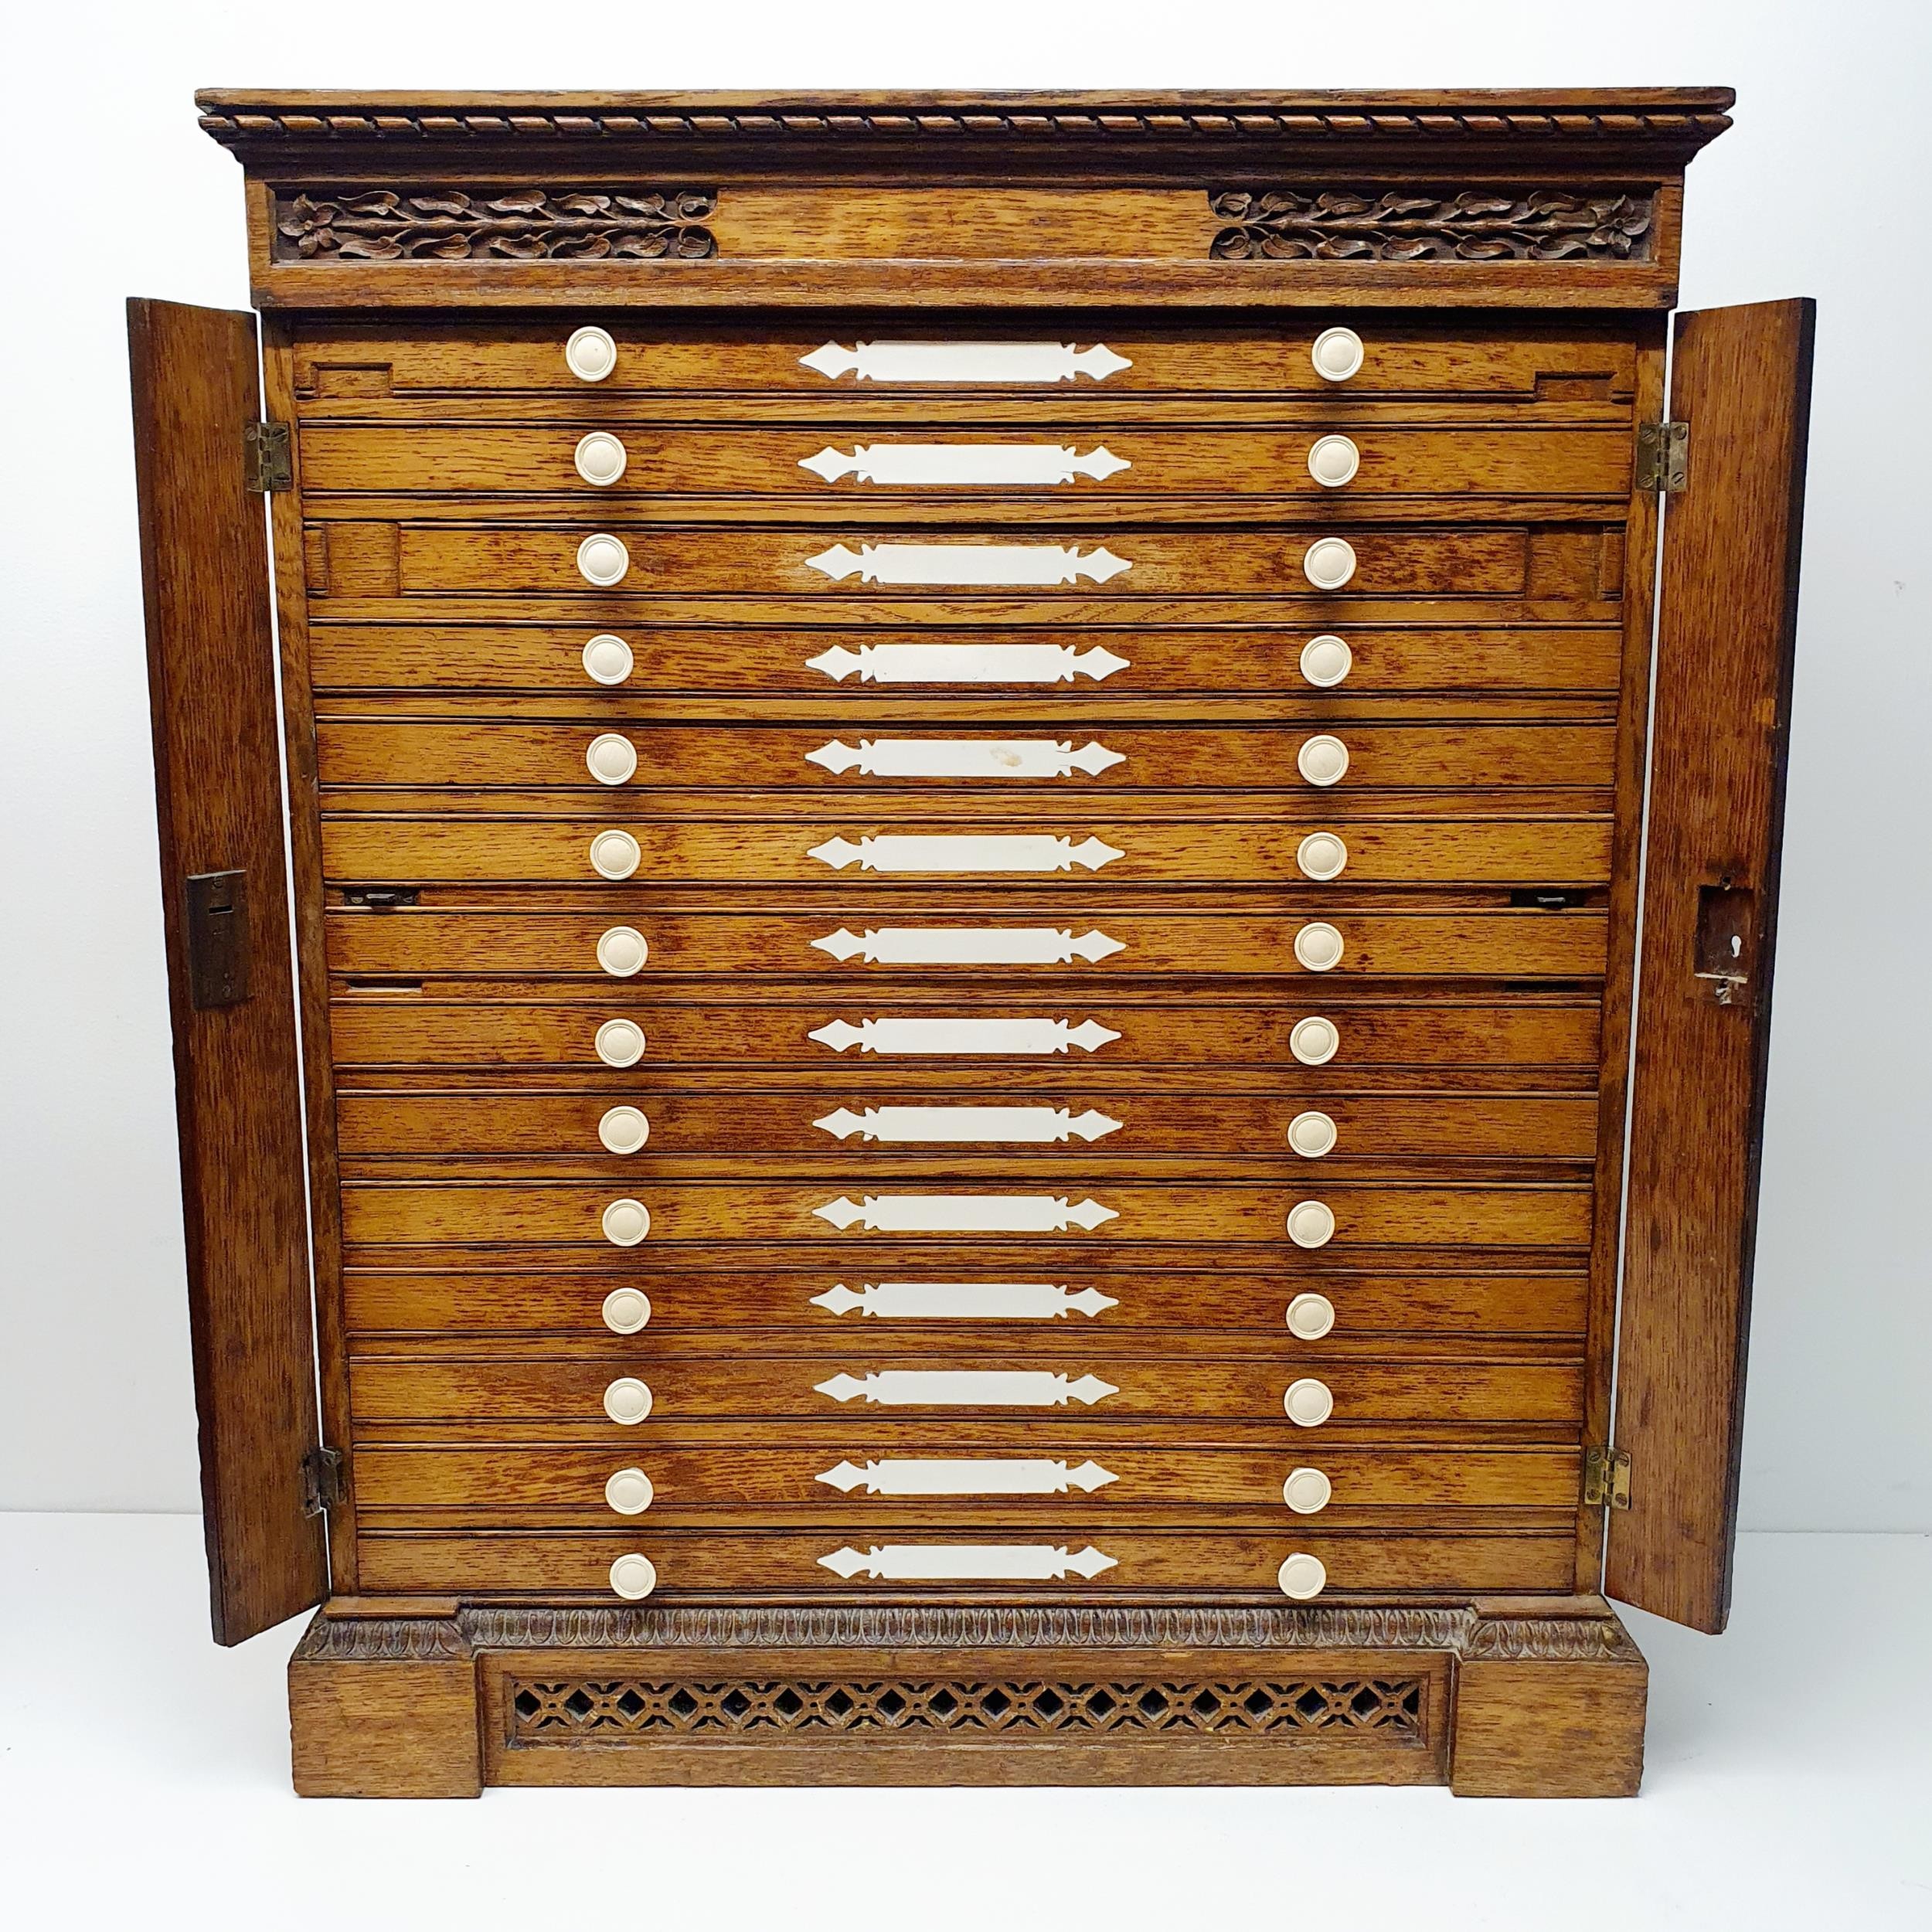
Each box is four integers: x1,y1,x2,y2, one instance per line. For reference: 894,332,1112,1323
508,1677,1424,1743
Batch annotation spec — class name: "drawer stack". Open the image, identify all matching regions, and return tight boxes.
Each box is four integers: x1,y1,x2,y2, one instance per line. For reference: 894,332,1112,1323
296,315,1636,1604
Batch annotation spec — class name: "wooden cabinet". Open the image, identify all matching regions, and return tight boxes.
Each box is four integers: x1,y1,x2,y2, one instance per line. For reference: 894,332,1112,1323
130,87,1810,1798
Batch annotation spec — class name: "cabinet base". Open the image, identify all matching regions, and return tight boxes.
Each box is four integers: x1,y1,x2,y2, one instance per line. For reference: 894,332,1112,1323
289,1597,1645,1799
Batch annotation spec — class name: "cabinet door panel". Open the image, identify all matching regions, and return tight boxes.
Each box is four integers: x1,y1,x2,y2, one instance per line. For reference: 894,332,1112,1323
129,298,326,1644
1609,298,1815,1634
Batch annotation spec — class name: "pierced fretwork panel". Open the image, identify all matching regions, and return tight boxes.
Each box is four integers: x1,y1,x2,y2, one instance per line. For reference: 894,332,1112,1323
507,1676,1425,1742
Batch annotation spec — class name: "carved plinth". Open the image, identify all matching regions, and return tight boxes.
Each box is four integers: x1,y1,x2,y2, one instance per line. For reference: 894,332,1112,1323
287,1597,1645,1798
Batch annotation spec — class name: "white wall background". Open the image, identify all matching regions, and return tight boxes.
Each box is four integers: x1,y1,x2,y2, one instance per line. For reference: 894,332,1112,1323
2,0,1926,1532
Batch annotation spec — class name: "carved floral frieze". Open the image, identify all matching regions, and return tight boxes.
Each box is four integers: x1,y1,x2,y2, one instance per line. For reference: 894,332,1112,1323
1209,186,1654,263
273,186,717,261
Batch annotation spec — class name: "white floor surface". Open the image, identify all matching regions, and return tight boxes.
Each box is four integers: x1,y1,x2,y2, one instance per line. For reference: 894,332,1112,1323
0,1515,1925,1930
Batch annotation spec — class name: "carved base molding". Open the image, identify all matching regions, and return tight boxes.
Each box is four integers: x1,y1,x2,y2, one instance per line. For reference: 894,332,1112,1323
287,1597,1647,1799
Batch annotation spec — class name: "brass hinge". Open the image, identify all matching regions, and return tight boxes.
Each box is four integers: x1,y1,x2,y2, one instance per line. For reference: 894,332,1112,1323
243,420,293,492
1583,1445,1632,1510
1634,420,1689,494
301,1446,345,1516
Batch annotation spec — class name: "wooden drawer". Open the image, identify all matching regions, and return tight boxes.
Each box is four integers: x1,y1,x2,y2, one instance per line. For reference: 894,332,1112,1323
315,719,1617,794
326,995,1603,1073
352,1525,1578,1597
342,1264,1588,1340
327,903,1609,981
320,519,1594,602
308,619,1627,696
348,1352,1580,1425
320,814,1612,886
337,1088,1598,1162
297,421,1631,502
351,1441,1582,1515
294,319,1637,403
337,1178,1594,1250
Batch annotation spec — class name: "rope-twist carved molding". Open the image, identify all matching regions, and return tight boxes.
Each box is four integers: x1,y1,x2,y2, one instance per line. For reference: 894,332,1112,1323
201,100,1732,149
1208,186,1654,263
273,186,717,261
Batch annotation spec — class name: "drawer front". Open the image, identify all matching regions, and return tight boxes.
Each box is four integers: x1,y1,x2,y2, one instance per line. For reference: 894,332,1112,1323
321,815,1613,886
299,422,1631,502
309,621,1627,696
338,1179,1594,1249
352,1443,1580,1514
337,1089,1598,1162
315,719,1617,793
340,519,1559,600
327,998,1603,1072
294,321,1638,401
354,1526,1578,1597
349,1353,1582,1426
342,1265,1589,1340
327,904,1610,981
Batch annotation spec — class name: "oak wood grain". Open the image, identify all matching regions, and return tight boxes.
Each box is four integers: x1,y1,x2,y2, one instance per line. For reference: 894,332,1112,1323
128,298,328,1643
1607,298,1814,1633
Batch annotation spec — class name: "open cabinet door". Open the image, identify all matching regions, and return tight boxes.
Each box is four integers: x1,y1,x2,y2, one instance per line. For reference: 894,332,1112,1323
1609,299,1815,1632
128,299,326,1643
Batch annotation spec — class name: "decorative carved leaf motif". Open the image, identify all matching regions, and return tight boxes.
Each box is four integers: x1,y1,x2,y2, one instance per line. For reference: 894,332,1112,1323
274,186,719,261
1207,186,1654,264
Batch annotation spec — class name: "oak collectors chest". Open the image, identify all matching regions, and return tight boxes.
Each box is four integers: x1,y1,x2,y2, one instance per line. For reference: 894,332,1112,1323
128,88,1811,1797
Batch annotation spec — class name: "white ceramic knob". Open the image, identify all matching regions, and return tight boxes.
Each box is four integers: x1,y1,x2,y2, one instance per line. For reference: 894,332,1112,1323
1289,1015,1340,1066
1277,1551,1328,1599
1284,1376,1335,1426
603,1377,653,1424
577,533,631,587
1307,434,1360,488
1282,1467,1332,1515
1286,1200,1336,1250
599,1104,650,1154
594,1019,646,1068
589,828,641,879
602,1286,652,1334
586,734,638,786
1285,1291,1336,1340
582,634,634,685
575,431,628,487
609,1552,658,1599
602,1198,651,1247
1299,634,1352,688
597,926,649,978
566,325,618,382
605,1467,655,1515
1294,923,1344,972
1287,1110,1338,1158
1297,735,1350,786
1311,327,1364,382
1302,537,1357,591
1296,832,1348,881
